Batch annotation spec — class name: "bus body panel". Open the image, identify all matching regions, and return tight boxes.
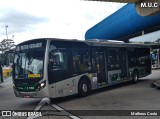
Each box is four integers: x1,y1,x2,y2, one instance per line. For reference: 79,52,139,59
49,72,102,98
49,76,79,98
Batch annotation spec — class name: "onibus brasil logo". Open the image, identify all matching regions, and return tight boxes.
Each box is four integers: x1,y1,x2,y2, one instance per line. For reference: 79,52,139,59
1,111,42,117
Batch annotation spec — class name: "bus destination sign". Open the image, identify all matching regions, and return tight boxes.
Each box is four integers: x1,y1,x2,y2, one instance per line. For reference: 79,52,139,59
16,43,42,51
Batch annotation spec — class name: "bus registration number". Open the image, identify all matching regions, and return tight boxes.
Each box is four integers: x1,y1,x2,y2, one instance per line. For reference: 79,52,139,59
27,86,35,90
17,86,35,90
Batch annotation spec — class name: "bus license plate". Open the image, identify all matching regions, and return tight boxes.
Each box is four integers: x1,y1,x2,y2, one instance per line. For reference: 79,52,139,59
28,86,35,90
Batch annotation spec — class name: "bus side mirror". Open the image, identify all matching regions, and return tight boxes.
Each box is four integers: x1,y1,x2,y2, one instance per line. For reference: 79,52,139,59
49,55,60,71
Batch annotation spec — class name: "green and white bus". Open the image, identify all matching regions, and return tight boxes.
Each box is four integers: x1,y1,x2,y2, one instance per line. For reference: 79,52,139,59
12,38,151,98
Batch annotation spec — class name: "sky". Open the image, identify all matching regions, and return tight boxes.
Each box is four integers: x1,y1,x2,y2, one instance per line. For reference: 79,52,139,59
0,0,126,44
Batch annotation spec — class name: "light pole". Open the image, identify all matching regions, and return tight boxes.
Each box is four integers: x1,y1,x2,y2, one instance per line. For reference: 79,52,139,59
5,24,8,39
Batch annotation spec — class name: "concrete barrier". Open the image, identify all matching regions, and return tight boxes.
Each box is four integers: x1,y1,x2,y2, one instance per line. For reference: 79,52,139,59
3,67,12,78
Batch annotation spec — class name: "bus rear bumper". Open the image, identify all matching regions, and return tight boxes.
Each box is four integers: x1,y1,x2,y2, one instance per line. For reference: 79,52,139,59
13,86,49,98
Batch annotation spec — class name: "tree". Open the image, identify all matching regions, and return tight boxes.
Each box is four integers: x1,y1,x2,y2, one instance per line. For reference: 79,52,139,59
0,39,16,65
0,39,15,53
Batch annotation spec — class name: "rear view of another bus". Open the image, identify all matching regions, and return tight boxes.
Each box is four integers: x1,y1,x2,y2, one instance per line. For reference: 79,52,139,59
12,39,49,98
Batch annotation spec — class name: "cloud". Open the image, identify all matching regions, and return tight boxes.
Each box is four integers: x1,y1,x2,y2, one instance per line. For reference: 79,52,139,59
0,0,126,44
0,8,49,35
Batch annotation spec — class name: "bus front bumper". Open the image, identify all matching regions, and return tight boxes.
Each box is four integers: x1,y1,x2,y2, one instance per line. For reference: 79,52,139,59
13,86,48,98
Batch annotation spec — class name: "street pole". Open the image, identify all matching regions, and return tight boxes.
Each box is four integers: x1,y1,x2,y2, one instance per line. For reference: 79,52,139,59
5,24,8,39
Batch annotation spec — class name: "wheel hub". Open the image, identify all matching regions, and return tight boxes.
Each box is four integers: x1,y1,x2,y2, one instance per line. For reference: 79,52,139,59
82,84,87,92
134,74,138,81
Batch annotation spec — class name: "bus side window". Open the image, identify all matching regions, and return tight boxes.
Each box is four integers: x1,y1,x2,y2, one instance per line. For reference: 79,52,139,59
73,54,80,73
72,49,91,73
107,49,120,70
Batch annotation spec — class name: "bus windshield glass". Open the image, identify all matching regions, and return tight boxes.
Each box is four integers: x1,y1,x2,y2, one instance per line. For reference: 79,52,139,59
13,42,46,79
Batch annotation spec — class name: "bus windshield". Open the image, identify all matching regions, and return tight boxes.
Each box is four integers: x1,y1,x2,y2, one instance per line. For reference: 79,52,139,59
14,49,45,79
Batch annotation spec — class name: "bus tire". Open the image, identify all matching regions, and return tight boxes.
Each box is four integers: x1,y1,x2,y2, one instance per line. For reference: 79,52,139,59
78,78,90,97
132,70,139,83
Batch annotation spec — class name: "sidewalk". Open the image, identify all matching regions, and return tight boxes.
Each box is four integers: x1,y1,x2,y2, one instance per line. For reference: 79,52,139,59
0,76,12,88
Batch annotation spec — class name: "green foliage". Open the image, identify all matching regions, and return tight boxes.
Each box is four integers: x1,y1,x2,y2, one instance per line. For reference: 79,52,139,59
0,39,15,53
0,39,16,65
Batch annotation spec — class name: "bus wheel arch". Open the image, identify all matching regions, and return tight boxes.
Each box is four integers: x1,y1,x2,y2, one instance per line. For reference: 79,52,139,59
132,69,139,83
78,76,91,97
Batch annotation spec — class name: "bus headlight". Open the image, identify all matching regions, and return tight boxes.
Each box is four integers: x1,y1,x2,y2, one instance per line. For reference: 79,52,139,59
39,80,46,90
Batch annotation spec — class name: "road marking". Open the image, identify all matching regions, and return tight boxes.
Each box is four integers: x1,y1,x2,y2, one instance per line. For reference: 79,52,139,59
51,104,81,119
69,115,81,119
27,98,81,119
51,104,64,111
34,98,50,111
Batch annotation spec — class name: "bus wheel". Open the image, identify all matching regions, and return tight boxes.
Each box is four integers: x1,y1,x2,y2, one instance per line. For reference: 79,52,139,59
78,79,90,97
133,70,139,83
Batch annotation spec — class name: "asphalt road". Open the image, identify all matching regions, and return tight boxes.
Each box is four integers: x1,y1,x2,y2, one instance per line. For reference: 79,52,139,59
0,69,160,119
0,77,42,119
